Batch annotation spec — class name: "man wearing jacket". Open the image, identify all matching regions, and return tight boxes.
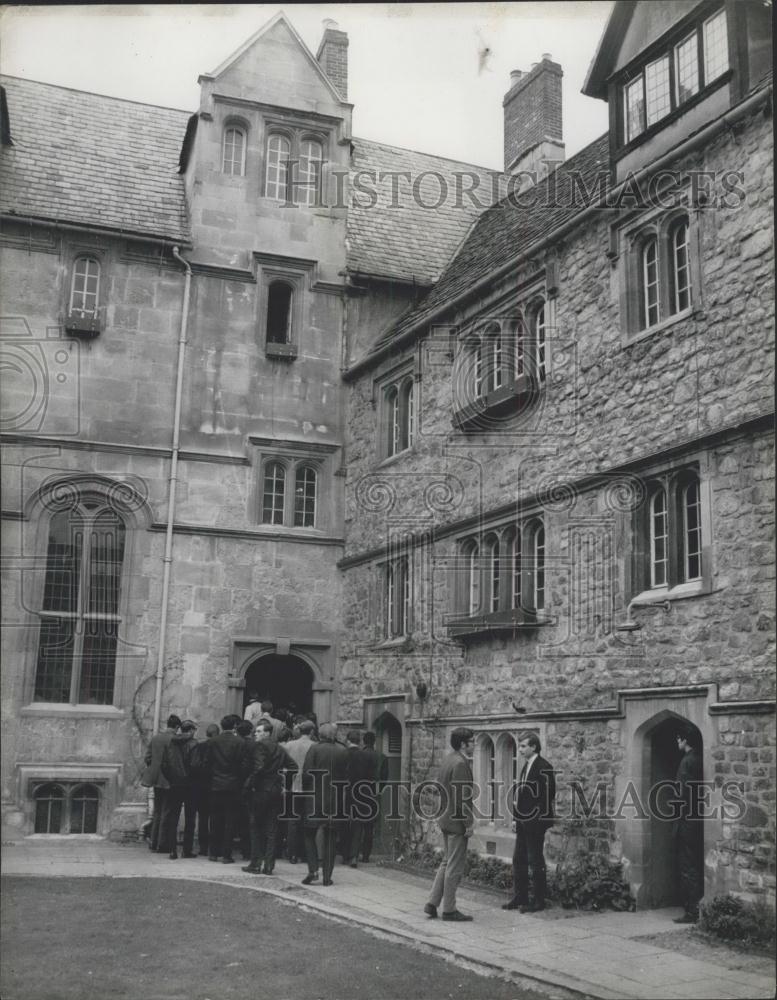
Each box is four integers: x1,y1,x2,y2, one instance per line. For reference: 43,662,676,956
301,722,349,886
159,719,199,859
283,720,317,863
206,715,250,863
242,721,295,875
141,713,181,852
357,731,388,863
502,733,556,914
673,726,704,923
424,727,475,922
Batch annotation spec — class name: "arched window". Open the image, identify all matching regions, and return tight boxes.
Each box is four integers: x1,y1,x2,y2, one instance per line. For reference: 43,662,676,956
487,535,500,613
297,138,323,207
682,478,702,582
34,783,65,833
385,556,410,639
222,125,246,176
533,302,547,382
385,375,415,458
511,530,522,610
262,462,286,525
534,524,545,614
293,466,317,528
478,736,497,822
387,386,400,457
401,377,415,450
69,256,100,316
70,783,99,834
462,540,480,614
265,133,290,200
650,487,668,588
641,235,660,328
266,281,293,345
670,218,691,314
35,499,126,705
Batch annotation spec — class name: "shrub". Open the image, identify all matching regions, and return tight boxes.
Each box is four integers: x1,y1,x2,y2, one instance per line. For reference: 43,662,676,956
550,852,635,912
699,894,776,949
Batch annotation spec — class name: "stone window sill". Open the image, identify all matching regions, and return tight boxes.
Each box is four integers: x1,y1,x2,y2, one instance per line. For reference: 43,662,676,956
21,704,125,719
623,307,696,347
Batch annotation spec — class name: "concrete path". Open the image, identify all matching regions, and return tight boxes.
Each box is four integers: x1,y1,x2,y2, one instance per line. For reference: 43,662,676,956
2,838,773,1000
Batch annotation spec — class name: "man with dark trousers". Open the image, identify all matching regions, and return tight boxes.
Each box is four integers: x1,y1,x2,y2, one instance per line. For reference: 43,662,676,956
424,727,475,922
503,732,555,914
673,726,704,923
206,714,249,863
341,730,373,868
159,719,199,859
189,722,219,856
301,722,349,886
242,720,295,876
141,714,181,852
358,731,388,863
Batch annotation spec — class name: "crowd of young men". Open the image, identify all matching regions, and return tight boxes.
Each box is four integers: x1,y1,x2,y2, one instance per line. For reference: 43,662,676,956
141,701,388,885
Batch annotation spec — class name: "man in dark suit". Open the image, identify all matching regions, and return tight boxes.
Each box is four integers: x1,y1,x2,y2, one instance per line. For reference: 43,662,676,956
301,722,349,886
424,727,475,922
356,730,388,863
673,726,704,923
206,714,250,863
503,732,555,914
141,714,181,852
341,730,375,868
242,721,295,876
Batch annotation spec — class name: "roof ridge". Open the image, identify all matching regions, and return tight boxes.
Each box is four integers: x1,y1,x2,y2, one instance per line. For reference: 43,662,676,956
0,74,192,116
352,135,502,175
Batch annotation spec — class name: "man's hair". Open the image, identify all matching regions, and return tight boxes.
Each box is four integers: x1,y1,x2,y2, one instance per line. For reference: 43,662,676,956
450,727,475,751
347,730,362,745
248,690,259,701
180,720,197,733
362,731,376,747
166,714,182,730
298,720,316,735
206,723,220,738
519,732,541,754
677,725,700,750
319,722,337,742
221,715,237,731
261,700,274,714
257,720,274,735
236,720,254,738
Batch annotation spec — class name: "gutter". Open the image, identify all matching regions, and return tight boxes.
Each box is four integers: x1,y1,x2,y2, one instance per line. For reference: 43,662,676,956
151,246,192,741
343,83,772,382
0,212,192,250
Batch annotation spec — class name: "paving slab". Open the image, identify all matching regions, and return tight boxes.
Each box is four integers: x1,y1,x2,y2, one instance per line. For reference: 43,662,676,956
1,839,773,1000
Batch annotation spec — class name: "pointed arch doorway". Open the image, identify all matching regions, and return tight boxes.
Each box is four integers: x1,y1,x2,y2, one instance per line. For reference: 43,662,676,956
242,653,314,718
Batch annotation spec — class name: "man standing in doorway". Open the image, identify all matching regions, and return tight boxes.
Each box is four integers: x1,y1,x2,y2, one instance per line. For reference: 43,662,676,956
673,726,704,923
503,732,555,914
424,727,475,922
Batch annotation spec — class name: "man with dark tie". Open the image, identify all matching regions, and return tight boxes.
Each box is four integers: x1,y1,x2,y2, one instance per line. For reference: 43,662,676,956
502,732,555,914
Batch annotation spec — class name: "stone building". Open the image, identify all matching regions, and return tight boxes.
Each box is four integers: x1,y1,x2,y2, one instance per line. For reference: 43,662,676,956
1,3,774,907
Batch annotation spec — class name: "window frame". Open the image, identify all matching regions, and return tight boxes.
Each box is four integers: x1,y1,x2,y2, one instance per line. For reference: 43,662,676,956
259,268,304,359
33,780,100,835
383,554,411,641
378,365,417,462
263,126,327,207
222,122,247,177
258,455,321,530
69,255,101,318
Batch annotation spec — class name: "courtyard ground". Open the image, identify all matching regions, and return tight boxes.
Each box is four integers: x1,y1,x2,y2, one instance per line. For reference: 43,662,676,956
1,838,773,1000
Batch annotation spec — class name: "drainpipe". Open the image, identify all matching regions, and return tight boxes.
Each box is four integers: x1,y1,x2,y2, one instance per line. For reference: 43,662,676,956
151,245,192,738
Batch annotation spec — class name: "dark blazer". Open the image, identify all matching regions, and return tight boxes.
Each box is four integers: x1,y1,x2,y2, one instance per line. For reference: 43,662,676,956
141,729,175,789
301,738,349,826
207,731,249,793
437,749,474,836
160,732,197,788
247,738,295,797
512,754,555,828
676,748,703,823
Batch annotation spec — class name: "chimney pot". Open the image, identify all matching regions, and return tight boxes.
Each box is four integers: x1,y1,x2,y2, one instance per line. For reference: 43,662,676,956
510,70,523,86
531,62,539,70
316,21,349,100
323,18,338,30
542,52,552,60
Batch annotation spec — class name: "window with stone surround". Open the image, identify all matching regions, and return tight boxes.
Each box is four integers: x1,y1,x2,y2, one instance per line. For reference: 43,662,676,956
33,781,100,834
453,298,547,432
222,123,247,176
632,464,710,601
252,438,337,534
34,495,126,706
473,730,521,831
618,208,700,341
447,516,547,639
619,5,729,148
379,554,411,641
261,271,303,360
377,365,416,461
66,253,104,337
259,457,319,529
264,128,325,206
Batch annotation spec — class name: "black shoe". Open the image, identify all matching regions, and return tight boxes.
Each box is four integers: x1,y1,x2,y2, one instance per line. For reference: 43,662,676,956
222,856,234,864
182,852,196,859
520,903,544,914
289,856,298,864
208,856,219,862
168,851,178,860
424,903,438,919
501,899,522,910
673,913,698,924
262,866,275,876
349,862,358,869
322,878,333,886
302,873,319,885
442,910,473,922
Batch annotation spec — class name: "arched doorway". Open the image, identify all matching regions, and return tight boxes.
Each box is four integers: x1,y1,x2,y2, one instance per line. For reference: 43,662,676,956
645,715,704,907
243,653,314,718
373,711,404,857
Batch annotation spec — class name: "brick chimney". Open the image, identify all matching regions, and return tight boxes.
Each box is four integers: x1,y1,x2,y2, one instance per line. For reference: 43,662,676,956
316,19,348,100
503,54,564,180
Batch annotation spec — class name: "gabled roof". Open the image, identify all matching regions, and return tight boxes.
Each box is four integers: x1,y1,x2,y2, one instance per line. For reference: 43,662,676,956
0,76,191,243
359,133,611,362
582,1,635,100
205,11,348,107
347,138,504,286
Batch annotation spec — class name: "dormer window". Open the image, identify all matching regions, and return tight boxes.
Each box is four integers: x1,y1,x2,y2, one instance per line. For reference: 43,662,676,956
70,256,100,316
298,138,323,207
222,125,246,176
264,129,326,206
620,6,729,147
265,133,291,200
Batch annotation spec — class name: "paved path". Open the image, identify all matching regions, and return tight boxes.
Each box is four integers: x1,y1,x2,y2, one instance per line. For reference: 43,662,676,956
2,839,773,1000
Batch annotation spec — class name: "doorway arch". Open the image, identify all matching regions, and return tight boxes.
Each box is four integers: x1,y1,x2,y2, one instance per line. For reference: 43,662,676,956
242,653,314,718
